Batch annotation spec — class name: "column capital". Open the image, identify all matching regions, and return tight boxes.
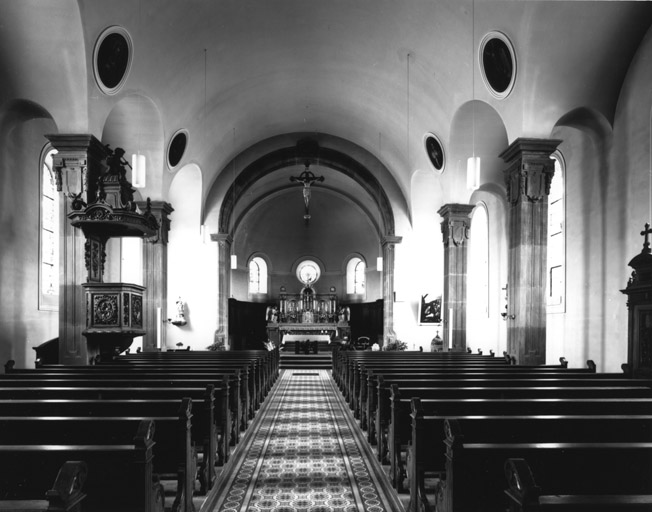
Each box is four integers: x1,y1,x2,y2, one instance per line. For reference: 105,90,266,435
439,203,474,248
210,232,233,245
136,200,174,245
381,235,402,247
499,137,563,164
501,138,562,205
437,203,475,219
45,133,107,204
45,133,106,156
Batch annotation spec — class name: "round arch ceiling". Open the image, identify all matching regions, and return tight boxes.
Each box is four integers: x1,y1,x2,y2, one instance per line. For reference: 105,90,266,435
216,138,401,238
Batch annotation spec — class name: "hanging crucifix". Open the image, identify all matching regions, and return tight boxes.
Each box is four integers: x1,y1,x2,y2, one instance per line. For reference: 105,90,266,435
290,160,324,224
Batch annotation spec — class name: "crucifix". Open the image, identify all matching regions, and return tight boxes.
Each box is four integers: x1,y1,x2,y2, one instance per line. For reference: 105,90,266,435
642,223,652,254
290,161,324,223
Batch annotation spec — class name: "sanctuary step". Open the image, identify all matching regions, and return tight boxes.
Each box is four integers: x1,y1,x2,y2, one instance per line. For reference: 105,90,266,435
279,353,333,370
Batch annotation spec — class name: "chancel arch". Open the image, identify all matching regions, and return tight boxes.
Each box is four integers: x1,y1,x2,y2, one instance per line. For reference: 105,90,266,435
208,136,405,345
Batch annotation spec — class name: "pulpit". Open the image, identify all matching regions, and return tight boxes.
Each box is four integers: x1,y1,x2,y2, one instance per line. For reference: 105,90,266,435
621,223,652,377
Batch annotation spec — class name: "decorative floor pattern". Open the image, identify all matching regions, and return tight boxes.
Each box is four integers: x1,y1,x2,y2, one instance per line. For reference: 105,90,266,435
205,370,403,512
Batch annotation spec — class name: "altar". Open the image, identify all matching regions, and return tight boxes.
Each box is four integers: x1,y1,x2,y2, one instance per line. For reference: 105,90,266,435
281,333,332,344
268,322,350,347
265,281,351,346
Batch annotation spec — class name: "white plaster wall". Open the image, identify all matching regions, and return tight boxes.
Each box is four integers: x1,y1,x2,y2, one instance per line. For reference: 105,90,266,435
167,164,218,350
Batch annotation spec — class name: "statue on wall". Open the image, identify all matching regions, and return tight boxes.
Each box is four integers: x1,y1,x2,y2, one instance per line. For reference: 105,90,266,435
266,305,279,323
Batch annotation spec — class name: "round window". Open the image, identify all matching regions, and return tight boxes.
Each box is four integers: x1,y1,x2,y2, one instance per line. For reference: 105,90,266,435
424,133,445,173
168,130,188,169
296,260,321,285
93,26,133,95
479,31,516,99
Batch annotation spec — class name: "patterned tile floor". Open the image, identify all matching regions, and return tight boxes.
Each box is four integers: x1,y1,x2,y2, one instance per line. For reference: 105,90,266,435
202,370,404,512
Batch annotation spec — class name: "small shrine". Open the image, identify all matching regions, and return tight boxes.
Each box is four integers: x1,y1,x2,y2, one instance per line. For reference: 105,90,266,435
621,223,652,377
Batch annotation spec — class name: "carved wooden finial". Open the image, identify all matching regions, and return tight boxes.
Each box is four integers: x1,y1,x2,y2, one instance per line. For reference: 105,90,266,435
641,223,652,254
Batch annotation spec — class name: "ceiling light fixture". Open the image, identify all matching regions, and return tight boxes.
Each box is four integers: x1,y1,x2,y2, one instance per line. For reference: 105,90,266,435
377,131,383,272
132,0,146,189
467,0,481,191
231,125,238,270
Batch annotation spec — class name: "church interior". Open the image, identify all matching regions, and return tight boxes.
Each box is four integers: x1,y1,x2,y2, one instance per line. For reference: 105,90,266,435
2,1,652,511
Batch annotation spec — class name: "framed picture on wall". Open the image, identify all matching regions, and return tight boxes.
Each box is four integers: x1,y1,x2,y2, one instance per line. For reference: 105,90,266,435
419,293,442,325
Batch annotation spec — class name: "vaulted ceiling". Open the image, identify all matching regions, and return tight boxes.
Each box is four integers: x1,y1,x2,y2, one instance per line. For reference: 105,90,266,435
3,0,651,237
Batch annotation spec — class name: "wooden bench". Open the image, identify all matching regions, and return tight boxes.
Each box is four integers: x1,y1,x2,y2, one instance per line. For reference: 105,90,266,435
7,364,249,432
0,400,196,512
378,377,652,490
373,381,652,467
0,384,230,482
0,460,87,512
408,415,652,512
390,395,652,495
504,457,652,511
342,356,576,415
0,420,165,512
361,366,612,435
0,373,241,446
109,349,279,406
0,392,223,493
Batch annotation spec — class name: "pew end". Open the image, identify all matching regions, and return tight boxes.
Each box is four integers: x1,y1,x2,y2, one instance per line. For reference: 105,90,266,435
504,458,542,512
505,457,652,512
0,461,88,512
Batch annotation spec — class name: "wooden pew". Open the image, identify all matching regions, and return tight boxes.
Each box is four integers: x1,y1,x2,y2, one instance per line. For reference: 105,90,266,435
91,360,259,418
382,375,651,476
8,364,249,433
0,393,223,493
0,420,165,512
340,355,518,406
0,400,196,512
0,384,230,485
332,350,509,390
408,415,652,512
374,380,652,467
0,460,87,512
504,457,652,511
342,356,575,415
361,365,604,434
0,374,241,446
110,349,279,406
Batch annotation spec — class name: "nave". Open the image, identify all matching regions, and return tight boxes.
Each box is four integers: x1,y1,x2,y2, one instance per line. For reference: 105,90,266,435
2,347,652,512
203,369,404,512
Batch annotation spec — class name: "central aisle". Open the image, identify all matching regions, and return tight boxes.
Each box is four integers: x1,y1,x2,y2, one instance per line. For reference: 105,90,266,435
203,369,404,512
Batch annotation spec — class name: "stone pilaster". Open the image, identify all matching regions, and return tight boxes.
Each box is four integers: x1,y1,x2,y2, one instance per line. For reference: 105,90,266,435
137,201,173,352
438,204,474,352
46,134,107,365
500,138,561,365
211,233,233,350
381,235,402,345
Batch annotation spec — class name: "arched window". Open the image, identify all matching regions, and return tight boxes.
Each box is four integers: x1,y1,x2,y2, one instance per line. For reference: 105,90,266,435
346,257,366,295
39,146,59,310
248,256,268,295
467,203,489,318
547,152,565,312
